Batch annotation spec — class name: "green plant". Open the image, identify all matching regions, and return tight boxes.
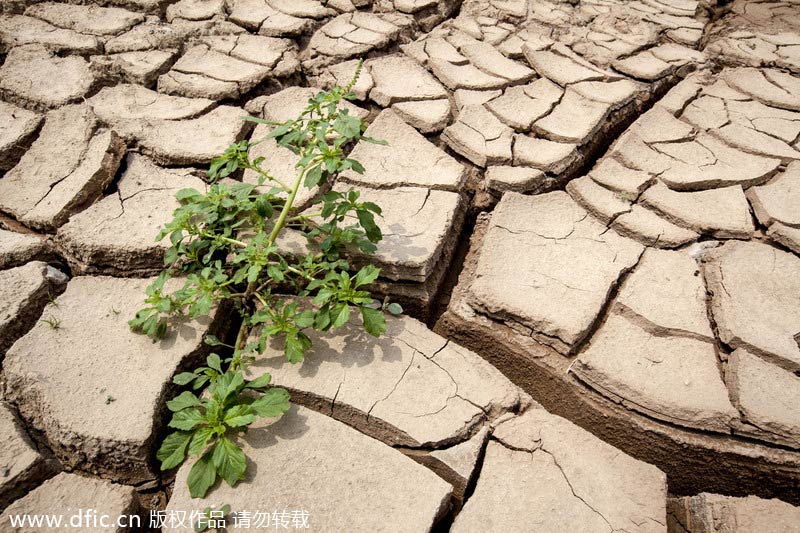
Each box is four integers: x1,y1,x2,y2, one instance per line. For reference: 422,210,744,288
42,316,61,329
131,62,401,498
158,361,289,497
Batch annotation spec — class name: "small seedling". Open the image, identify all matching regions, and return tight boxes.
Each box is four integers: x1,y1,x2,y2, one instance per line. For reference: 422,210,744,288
42,316,61,330
132,61,399,499
105,395,116,405
47,291,59,308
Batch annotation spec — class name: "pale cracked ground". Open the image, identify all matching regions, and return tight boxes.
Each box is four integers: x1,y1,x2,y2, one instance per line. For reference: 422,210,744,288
1,0,800,531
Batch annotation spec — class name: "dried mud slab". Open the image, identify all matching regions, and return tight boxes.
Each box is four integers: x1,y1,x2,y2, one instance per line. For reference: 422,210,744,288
104,19,183,53
165,405,452,532
0,261,67,359
747,161,800,252
340,109,466,191
0,230,49,270
703,240,800,373
246,85,368,123
0,104,125,232
572,313,739,433
279,182,466,316
303,12,414,70
362,54,451,132
158,34,300,100
90,49,178,86
0,45,97,111
24,2,145,37
165,0,226,23
705,0,800,73
465,191,643,355
423,426,489,503
454,407,667,533
1,276,230,484
402,1,710,196
668,493,800,533
340,184,465,282
0,14,100,54
727,348,800,449
436,201,800,503
382,0,460,31
56,154,208,276
0,473,139,530
0,402,56,512
88,85,248,165
228,0,335,37
247,313,523,448
0,102,42,171
562,66,800,249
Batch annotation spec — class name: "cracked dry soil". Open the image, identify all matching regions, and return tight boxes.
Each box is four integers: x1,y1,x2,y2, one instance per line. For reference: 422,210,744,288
2,0,800,531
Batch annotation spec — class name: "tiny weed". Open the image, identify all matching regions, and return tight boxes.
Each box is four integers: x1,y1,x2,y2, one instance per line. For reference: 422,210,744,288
42,316,61,330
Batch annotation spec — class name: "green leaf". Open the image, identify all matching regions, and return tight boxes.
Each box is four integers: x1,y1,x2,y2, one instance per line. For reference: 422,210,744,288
176,188,202,202
188,426,216,456
212,437,247,487
187,452,217,498
169,409,205,431
211,370,245,403
245,372,272,390
360,306,386,337
167,391,202,412
173,372,197,386
223,404,256,427
333,114,361,139
294,310,314,328
251,387,291,417
243,115,280,126
157,431,192,470
357,210,382,242
207,353,223,373
204,335,226,347
255,195,273,219
314,308,331,331
363,135,388,145
284,333,306,363
346,158,364,174
330,303,350,329
266,121,291,138
386,302,403,315
267,265,284,282
247,264,261,283
304,165,324,188
353,265,380,288
362,201,381,215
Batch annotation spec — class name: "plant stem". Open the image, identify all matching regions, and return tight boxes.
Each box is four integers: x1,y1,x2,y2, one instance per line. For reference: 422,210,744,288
267,162,315,247
201,233,247,248
288,212,322,221
250,165,291,192
231,317,250,368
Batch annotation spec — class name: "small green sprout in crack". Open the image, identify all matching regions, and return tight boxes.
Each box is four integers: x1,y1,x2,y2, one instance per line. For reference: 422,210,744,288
42,316,61,330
